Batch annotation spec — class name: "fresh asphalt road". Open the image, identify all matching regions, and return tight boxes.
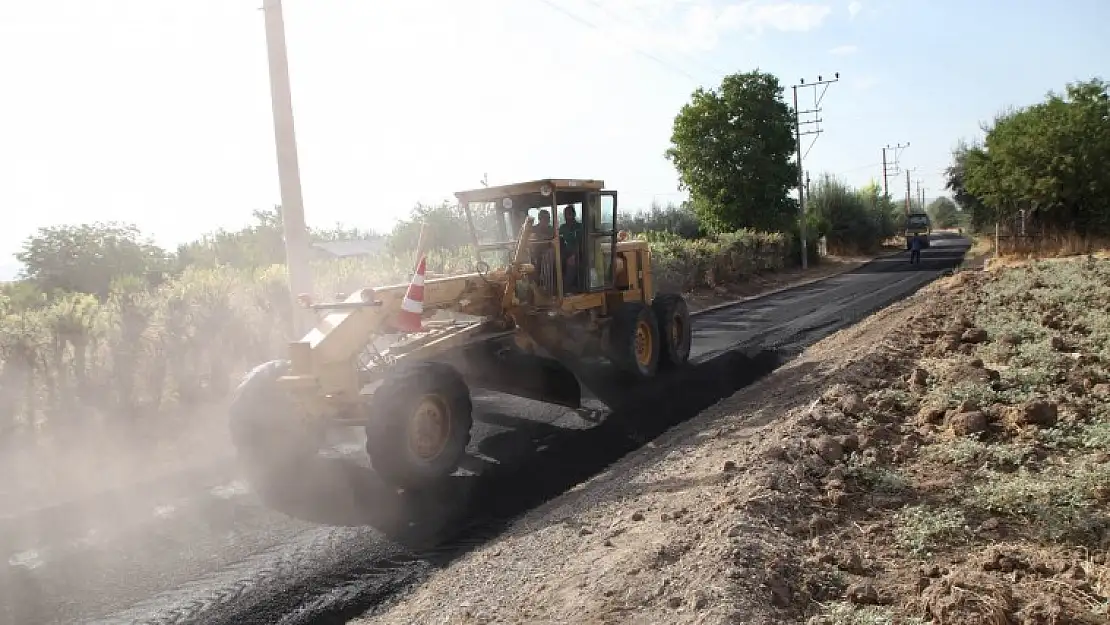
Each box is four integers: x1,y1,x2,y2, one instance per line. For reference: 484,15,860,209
0,234,969,625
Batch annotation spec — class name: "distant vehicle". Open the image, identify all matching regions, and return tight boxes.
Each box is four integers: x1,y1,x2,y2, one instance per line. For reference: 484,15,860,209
904,212,931,249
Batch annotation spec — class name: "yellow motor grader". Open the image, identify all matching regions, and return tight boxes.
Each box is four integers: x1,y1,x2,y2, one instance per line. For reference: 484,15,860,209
228,178,692,490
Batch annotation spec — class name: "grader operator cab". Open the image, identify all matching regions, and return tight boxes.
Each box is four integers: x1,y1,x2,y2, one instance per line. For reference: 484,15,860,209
228,178,693,491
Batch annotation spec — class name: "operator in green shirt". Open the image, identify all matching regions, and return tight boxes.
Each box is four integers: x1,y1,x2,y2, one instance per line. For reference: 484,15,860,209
559,204,583,291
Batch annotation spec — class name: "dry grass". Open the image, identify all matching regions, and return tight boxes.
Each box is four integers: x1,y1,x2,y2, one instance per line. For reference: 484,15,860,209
989,230,1110,259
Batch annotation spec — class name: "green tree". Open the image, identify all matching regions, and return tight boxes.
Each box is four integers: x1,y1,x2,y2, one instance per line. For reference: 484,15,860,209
16,222,169,299
807,174,889,253
956,77,1110,236
175,207,286,269
945,140,991,232
927,197,961,229
389,202,472,254
387,201,503,257
622,201,702,239
665,70,799,233
176,205,381,270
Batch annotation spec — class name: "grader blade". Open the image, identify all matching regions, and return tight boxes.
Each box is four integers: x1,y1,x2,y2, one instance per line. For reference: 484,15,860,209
460,344,583,409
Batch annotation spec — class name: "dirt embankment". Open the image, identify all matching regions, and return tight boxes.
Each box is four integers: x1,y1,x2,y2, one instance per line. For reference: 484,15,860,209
361,257,1110,625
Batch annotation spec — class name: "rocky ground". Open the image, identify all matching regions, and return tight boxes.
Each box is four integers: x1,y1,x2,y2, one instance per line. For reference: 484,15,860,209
360,255,1110,624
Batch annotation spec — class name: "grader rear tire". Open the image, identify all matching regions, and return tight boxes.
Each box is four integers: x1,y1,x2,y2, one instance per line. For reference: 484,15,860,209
365,361,473,492
609,301,661,380
228,359,321,478
652,293,692,368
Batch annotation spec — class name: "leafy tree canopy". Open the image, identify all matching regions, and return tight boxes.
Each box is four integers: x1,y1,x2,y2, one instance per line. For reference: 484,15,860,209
952,77,1110,235
15,222,169,299
175,206,380,270
927,197,961,229
666,70,799,234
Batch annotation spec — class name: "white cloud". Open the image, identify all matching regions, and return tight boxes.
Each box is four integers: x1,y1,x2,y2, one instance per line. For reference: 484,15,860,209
847,1,863,19
584,0,835,54
829,44,858,56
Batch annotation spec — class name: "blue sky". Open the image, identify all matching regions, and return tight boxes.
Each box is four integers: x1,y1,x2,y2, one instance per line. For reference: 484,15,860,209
1,0,1108,279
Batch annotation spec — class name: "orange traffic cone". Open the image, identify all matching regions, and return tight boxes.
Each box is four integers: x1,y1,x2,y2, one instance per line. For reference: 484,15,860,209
394,255,426,332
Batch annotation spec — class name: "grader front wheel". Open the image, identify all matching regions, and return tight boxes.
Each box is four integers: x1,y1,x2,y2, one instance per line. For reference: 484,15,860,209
365,361,473,491
228,359,322,479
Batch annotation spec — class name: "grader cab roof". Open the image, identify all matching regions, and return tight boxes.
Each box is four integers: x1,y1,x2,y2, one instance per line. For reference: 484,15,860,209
454,179,606,204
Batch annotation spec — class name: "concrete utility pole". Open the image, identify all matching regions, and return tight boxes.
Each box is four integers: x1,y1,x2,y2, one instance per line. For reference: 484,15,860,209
915,179,924,212
881,142,909,199
904,169,915,215
262,0,314,337
791,72,840,270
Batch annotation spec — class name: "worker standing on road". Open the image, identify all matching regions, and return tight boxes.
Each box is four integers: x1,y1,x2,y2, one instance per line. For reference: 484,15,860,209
909,233,923,265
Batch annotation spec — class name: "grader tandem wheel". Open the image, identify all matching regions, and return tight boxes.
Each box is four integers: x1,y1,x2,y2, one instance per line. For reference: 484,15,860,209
228,178,694,492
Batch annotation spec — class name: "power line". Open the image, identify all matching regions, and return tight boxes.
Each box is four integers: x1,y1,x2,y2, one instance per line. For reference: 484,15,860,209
531,0,707,84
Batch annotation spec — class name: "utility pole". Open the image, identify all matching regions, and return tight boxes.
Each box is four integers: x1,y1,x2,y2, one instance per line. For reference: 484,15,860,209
904,168,915,215
881,142,909,199
791,72,840,270
915,179,923,212
805,171,811,202
262,0,314,337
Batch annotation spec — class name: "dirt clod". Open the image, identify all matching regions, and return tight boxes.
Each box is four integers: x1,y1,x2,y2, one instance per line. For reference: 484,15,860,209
812,435,845,464
961,327,989,344
947,409,989,436
1005,399,1059,429
917,405,946,425
845,581,880,605
911,367,930,387
918,572,1016,625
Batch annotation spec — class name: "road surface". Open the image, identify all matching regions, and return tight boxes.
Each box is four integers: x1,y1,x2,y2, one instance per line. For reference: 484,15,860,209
0,235,969,625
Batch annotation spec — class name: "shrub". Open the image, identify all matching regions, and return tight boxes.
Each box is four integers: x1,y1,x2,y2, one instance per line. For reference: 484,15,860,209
807,175,892,254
